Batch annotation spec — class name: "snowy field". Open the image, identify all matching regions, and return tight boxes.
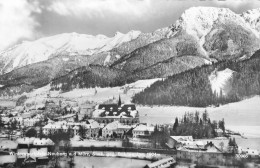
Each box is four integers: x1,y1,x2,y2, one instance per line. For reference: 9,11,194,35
21,78,163,106
138,96,260,137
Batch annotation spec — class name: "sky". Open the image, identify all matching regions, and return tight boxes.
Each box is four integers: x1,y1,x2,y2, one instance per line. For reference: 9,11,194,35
0,0,260,51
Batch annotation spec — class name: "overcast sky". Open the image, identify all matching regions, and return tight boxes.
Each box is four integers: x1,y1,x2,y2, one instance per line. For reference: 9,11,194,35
0,0,260,51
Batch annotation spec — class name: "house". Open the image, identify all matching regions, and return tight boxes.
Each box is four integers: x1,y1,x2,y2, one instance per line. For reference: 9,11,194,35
33,138,55,148
84,119,100,138
80,104,95,116
102,121,132,138
166,136,194,149
132,124,154,138
16,137,36,148
17,148,29,160
23,118,40,127
176,142,231,166
29,147,49,160
43,123,62,135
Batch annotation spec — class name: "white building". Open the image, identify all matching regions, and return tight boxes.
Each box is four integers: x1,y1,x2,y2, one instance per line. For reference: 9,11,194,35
23,118,40,127
102,121,132,138
33,138,54,147
132,124,154,138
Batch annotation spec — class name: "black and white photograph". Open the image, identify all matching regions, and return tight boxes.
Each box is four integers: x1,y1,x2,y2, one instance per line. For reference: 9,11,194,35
0,0,260,167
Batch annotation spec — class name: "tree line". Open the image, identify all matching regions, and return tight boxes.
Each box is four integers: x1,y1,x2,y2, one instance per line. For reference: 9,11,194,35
132,49,260,107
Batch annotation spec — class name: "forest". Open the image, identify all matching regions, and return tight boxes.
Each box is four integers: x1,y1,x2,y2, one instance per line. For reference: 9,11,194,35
132,49,260,107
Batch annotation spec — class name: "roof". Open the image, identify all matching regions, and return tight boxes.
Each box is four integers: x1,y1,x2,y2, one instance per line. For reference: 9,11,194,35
86,119,100,129
177,142,222,153
33,138,54,146
43,123,62,129
56,114,75,119
170,136,193,142
133,124,154,132
98,104,136,116
24,156,37,163
103,121,131,131
147,157,175,167
0,155,17,165
16,137,36,145
0,140,18,150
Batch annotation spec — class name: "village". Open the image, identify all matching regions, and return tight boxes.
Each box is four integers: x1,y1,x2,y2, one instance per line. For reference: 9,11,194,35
0,96,260,168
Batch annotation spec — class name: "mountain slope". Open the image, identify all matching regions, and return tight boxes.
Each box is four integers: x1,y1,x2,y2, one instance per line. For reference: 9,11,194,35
0,55,91,96
0,31,141,74
50,65,126,92
132,49,260,107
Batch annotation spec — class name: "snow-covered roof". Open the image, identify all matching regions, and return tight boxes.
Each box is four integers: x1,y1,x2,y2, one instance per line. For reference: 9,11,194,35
170,136,193,142
43,123,62,129
133,124,154,132
147,157,175,167
16,137,36,145
85,119,100,129
0,140,18,150
103,121,131,130
56,114,75,119
0,155,17,165
33,138,54,146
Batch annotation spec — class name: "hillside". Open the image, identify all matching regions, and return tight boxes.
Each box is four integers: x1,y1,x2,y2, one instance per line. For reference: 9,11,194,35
0,55,91,96
132,49,260,107
50,65,126,92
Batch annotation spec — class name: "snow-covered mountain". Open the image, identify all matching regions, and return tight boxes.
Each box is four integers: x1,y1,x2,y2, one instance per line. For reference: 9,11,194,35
0,30,141,74
2,6,260,98
171,7,260,60
241,8,260,33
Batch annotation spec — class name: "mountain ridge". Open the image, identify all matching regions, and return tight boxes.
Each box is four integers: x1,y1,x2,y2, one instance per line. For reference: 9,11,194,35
1,6,260,98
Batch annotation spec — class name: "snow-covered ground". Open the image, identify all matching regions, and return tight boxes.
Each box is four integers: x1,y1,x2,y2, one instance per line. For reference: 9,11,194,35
2,78,259,138
22,78,163,106
138,96,260,137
